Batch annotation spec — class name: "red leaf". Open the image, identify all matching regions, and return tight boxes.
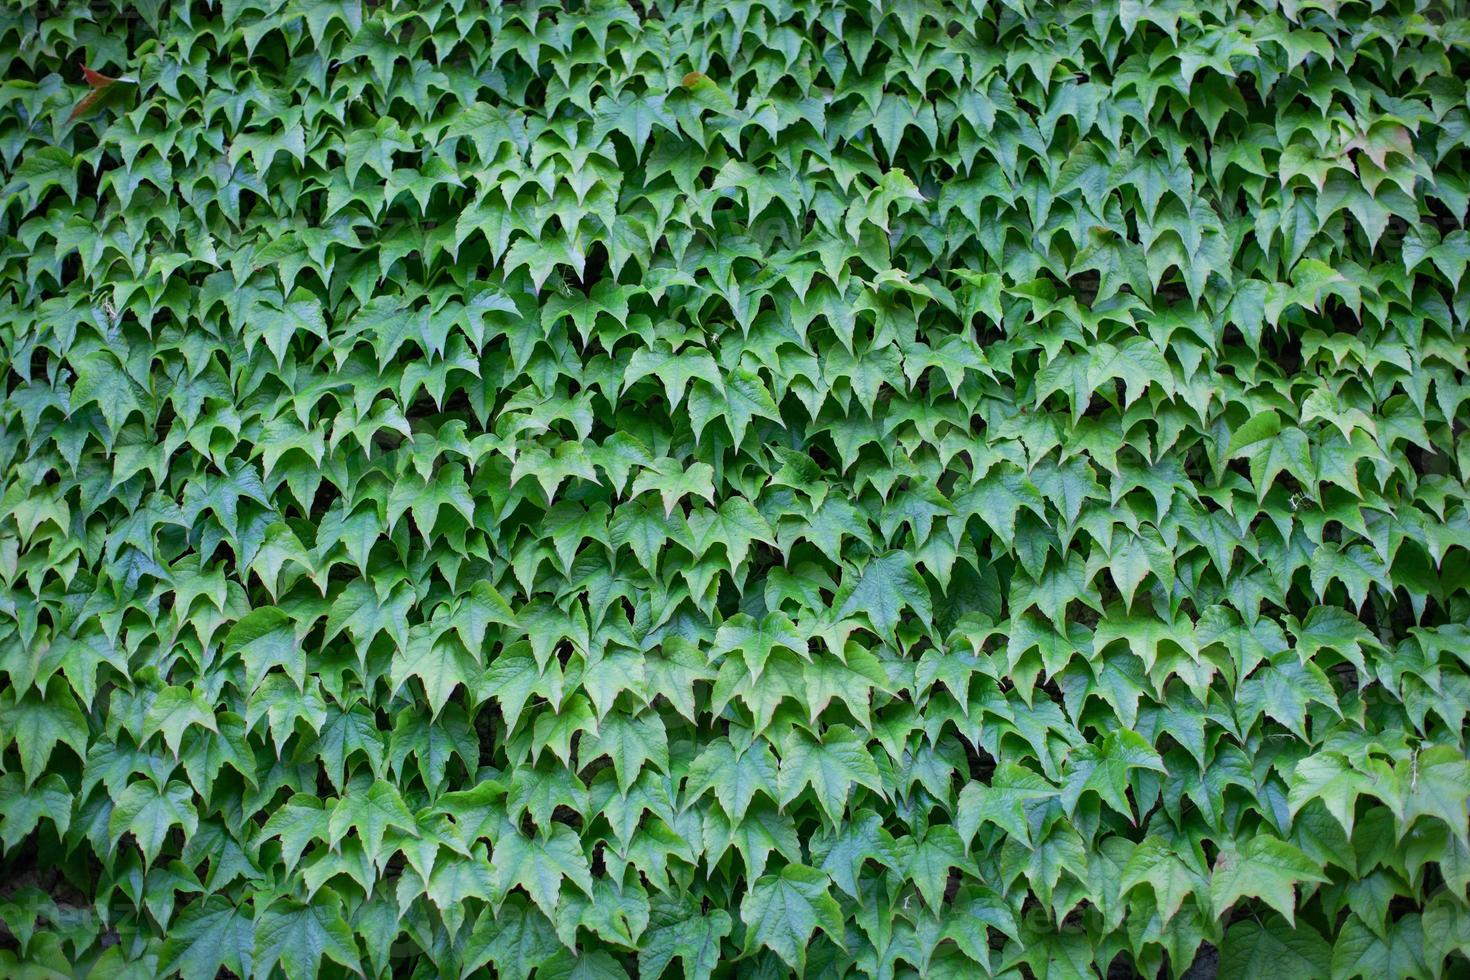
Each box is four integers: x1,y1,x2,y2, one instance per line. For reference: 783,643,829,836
80,64,119,88
67,62,132,124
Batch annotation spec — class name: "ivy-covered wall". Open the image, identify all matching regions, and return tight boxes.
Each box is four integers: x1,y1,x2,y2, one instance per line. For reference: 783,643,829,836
2,1,1469,977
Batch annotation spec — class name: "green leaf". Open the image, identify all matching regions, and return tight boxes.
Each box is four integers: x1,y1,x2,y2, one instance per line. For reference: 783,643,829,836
739,864,846,974
392,625,481,716
712,611,805,681
776,725,885,826
224,608,304,695
160,897,256,980
144,686,218,756
461,898,560,980
327,781,417,865
638,895,732,980
1395,745,1470,844
1219,916,1330,980
491,825,595,921
957,764,1058,849
1059,728,1166,821
5,3,1468,974
1287,752,1374,835
580,710,669,793
253,891,362,978
1209,836,1331,925
837,551,932,640
0,680,88,787
1331,913,1429,980
0,773,72,851
683,737,779,824
108,781,199,867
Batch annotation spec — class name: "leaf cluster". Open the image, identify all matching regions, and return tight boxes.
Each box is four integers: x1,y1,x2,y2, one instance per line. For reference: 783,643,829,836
1,0,1469,978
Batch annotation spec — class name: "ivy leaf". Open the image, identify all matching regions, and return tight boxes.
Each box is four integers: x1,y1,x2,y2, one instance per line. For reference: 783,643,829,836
159,897,256,980
253,891,362,979
325,579,414,659
224,608,304,695
461,898,560,980
956,764,1058,849
108,781,199,867
1119,837,1208,925
739,864,846,974
837,551,932,640
1395,745,1470,844
491,825,596,921
1219,916,1330,979
629,459,717,516
638,895,732,980
712,611,805,681
0,680,88,787
328,782,417,866
1287,753,1374,835
688,370,782,446
144,686,218,757
776,725,885,826
252,289,328,366
1330,912,1429,980
683,737,779,824
1209,836,1331,925
0,773,72,852
391,625,481,716
580,710,669,793
5,2,1468,973
1059,729,1166,821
